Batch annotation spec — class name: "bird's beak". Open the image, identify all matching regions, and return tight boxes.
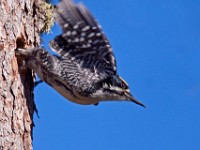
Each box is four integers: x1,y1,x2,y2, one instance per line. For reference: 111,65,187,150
125,91,146,108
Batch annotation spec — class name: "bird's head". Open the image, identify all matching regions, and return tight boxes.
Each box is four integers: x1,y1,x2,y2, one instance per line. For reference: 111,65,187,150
96,75,145,107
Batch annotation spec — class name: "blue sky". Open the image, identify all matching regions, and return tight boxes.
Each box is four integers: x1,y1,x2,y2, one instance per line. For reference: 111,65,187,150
33,0,200,149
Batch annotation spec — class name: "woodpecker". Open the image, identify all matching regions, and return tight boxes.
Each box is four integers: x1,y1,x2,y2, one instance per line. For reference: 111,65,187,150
17,0,145,107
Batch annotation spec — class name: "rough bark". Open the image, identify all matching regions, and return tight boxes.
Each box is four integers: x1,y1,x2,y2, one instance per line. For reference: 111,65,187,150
0,0,48,149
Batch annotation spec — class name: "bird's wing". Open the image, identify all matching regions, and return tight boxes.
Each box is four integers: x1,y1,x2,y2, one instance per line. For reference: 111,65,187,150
49,0,117,76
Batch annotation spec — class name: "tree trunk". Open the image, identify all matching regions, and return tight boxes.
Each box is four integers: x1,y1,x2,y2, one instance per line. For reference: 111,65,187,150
0,0,49,149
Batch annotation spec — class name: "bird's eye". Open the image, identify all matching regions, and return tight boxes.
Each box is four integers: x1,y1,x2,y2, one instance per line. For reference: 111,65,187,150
119,91,125,95
121,81,128,89
121,82,125,88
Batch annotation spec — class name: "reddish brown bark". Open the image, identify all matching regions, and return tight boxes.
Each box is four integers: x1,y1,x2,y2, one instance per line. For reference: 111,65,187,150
0,0,47,149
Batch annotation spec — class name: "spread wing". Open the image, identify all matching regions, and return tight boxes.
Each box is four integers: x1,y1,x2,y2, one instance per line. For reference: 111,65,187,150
49,0,117,76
